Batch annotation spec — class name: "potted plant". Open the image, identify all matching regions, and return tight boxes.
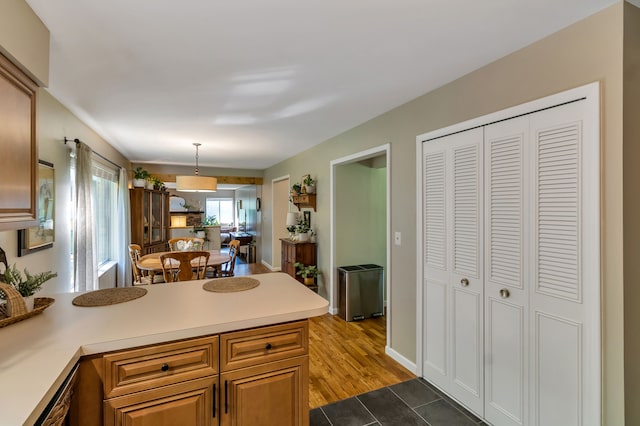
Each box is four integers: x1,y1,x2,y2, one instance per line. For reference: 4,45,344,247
294,262,320,286
150,176,165,190
286,225,296,239
133,167,149,188
191,225,206,238
1,264,57,314
291,182,302,196
295,219,310,242
303,176,315,194
202,215,219,226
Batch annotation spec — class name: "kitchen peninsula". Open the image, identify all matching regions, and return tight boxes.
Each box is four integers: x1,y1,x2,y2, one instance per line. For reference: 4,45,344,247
0,273,328,425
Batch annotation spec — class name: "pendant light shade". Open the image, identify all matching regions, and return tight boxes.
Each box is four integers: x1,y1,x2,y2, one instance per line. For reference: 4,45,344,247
176,143,217,192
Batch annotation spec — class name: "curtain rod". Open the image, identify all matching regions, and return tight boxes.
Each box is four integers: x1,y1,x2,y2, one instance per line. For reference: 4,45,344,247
64,137,122,170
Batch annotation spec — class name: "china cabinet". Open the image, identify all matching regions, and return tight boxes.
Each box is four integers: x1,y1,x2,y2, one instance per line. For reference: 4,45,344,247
129,188,170,254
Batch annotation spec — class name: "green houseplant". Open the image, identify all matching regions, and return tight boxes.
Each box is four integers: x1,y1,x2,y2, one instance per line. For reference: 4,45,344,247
1,264,57,313
303,176,315,194
202,215,219,226
291,182,302,196
294,263,320,286
133,167,149,188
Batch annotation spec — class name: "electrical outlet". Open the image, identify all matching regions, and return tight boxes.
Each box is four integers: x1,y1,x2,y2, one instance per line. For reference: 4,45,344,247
394,231,401,246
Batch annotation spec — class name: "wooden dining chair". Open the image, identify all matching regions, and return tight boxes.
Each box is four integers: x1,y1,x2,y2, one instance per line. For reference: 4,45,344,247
228,239,240,252
220,245,239,277
129,244,164,285
168,237,205,251
160,250,210,282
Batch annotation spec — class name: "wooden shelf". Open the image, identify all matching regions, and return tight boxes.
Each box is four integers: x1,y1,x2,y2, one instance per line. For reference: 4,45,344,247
292,194,316,211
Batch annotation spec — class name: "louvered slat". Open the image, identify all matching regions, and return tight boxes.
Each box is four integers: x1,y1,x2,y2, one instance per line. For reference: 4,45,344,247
425,152,446,269
536,124,581,300
454,145,479,276
488,136,523,287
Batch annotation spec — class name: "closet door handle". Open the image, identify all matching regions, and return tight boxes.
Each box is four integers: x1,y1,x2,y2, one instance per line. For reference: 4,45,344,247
460,278,469,287
499,288,510,299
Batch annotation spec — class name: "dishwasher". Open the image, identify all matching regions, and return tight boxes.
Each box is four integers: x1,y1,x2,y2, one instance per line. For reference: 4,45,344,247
338,264,384,321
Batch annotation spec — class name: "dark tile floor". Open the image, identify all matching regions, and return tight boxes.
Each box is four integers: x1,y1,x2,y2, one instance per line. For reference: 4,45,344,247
310,378,488,426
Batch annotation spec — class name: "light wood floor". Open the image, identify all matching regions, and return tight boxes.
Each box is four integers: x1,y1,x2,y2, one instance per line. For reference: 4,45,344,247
308,313,415,408
233,258,415,409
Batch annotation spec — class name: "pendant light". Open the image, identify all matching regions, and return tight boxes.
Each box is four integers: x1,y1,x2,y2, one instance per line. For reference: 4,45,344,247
176,143,217,192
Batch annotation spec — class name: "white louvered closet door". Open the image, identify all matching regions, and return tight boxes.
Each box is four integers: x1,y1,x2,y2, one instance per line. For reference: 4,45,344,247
422,128,484,415
484,116,530,426
528,100,599,426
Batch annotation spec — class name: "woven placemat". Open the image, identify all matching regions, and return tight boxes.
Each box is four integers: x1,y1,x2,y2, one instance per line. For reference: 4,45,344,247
203,277,260,293
72,287,148,307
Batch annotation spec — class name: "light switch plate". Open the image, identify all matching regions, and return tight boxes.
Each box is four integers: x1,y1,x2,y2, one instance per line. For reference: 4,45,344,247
394,231,401,246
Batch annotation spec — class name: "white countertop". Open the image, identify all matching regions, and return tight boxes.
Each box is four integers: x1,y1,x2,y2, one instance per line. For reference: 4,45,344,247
0,272,328,425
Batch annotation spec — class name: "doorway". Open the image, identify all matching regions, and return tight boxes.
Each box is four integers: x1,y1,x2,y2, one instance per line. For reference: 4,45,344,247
330,144,391,346
271,176,290,269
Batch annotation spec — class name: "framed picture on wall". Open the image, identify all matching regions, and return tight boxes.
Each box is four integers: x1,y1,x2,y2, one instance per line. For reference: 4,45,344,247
303,211,311,228
18,160,55,256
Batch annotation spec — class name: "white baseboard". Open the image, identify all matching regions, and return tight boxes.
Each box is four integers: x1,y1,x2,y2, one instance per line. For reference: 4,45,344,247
261,260,280,271
385,346,417,375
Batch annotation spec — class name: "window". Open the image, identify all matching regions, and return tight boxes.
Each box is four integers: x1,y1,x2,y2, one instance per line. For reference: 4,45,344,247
206,198,234,225
92,159,119,267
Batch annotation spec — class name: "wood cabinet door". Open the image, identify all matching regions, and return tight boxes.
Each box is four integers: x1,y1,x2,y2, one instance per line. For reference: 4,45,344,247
220,357,308,426
104,377,218,426
0,53,38,230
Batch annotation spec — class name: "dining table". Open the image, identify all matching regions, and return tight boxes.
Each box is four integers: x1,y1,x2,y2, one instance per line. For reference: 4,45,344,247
137,249,232,281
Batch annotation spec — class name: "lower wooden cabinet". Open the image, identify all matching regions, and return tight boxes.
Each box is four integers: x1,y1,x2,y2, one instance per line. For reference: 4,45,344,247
71,321,309,426
220,358,308,426
104,377,218,426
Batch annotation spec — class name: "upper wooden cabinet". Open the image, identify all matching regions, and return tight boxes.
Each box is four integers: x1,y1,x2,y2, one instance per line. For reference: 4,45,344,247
0,53,38,231
130,188,170,254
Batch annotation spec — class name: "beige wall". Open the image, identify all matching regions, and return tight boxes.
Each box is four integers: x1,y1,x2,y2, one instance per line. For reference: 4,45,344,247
623,2,640,423
263,3,625,423
0,0,49,86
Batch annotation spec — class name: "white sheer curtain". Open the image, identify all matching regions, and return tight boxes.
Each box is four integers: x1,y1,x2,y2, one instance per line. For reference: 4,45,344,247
74,142,98,292
116,168,131,286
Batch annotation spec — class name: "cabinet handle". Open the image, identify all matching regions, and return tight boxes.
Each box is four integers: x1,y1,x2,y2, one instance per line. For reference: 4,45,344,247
265,343,272,350
160,363,169,372
212,383,216,418
500,288,510,299
460,278,469,287
224,380,228,414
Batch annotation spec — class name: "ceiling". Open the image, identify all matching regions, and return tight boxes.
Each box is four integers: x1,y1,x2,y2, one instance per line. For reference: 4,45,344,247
26,0,617,170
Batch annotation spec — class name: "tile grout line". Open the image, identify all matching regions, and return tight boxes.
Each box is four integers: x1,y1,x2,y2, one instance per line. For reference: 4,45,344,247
417,378,487,425
355,393,382,425
387,385,434,425
318,407,334,426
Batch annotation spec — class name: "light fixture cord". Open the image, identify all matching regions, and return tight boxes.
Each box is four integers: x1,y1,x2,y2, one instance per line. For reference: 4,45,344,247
194,142,200,176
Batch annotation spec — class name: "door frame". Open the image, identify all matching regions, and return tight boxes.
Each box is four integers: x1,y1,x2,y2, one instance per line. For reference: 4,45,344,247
415,82,600,415
270,174,291,271
330,144,392,345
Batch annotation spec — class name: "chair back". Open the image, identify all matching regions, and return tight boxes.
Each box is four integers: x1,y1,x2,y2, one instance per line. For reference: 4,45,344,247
228,239,240,251
168,237,205,251
160,250,210,282
128,244,145,285
221,245,239,277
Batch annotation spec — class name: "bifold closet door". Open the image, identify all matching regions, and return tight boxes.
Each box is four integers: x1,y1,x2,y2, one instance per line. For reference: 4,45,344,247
483,99,599,426
527,100,599,426
484,116,530,426
422,127,484,415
